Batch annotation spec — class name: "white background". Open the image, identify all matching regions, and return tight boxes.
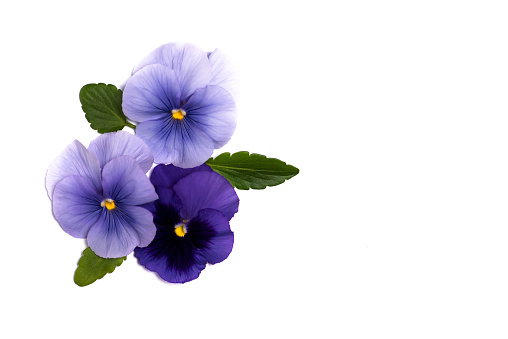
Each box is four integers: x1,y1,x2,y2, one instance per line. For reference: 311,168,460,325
1,0,508,338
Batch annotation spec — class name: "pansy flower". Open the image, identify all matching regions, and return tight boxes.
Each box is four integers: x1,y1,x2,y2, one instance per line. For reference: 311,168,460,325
122,42,237,168
134,163,239,283
46,131,158,258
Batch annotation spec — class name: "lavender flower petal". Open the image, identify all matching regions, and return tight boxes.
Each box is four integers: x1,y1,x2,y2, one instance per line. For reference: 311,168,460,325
123,64,181,123
132,42,211,100
101,156,158,206
208,49,239,101
173,171,239,221
136,116,215,168
46,140,101,200
88,131,154,173
52,175,103,238
183,85,237,148
87,205,156,258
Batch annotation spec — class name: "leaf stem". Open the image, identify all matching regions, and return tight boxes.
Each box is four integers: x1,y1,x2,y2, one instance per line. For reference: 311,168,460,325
125,121,136,130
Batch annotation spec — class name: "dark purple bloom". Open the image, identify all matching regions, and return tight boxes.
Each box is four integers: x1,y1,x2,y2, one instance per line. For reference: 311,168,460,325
46,132,158,258
122,43,237,168
134,164,239,283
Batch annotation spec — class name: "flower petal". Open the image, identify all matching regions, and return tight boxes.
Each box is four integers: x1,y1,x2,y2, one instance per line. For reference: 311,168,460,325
123,64,181,123
87,205,156,258
150,163,212,189
52,175,103,238
134,218,207,284
136,116,215,168
208,49,240,101
88,131,154,173
101,156,158,206
173,171,239,221
132,42,211,101
183,85,237,148
189,209,234,264
46,140,101,200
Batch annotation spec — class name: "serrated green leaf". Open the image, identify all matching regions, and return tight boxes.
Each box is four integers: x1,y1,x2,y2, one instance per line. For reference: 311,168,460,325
79,83,135,133
74,247,126,287
205,152,299,190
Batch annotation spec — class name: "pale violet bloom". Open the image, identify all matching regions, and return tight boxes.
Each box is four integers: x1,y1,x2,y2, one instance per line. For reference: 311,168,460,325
46,131,158,258
122,43,237,168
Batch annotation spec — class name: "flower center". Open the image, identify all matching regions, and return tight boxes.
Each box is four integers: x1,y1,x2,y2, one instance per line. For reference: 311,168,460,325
174,221,187,237
100,198,116,210
172,108,186,120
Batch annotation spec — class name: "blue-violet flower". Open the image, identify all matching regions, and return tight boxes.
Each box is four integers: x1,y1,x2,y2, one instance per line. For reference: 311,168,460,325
122,42,237,168
46,131,158,258
134,163,239,283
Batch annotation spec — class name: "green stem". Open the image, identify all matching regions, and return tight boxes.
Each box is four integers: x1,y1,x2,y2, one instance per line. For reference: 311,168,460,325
125,121,136,130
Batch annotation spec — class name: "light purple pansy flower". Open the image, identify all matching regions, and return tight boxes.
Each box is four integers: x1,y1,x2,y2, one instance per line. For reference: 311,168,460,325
122,42,238,168
46,131,158,258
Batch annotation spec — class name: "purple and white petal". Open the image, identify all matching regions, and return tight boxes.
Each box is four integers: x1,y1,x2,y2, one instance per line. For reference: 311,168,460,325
150,163,212,189
173,171,239,221
136,116,215,168
87,205,156,258
46,140,101,200
189,209,234,264
123,64,181,123
184,85,237,148
88,131,154,173
52,175,103,238
208,49,240,101
101,156,158,206
132,42,211,101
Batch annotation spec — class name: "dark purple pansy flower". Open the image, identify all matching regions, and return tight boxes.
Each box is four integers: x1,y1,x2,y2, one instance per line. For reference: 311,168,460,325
122,42,237,168
134,164,239,283
46,132,158,258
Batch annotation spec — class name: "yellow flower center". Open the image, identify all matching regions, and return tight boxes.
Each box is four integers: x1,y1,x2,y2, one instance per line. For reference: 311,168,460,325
101,198,116,210
174,222,187,237
172,108,186,120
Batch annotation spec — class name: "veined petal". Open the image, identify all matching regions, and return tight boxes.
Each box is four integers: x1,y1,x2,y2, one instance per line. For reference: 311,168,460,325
208,49,240,101
189,209,234,264
101,156,158,206
132,43,211,101
173,171,239,221
123,64,181,123
134,239,206,283
136,116,215,168
87,205,156,258
184,85,237,148
52,175,103,238
46,140,101,200
150,163,212,189
88,131,154,173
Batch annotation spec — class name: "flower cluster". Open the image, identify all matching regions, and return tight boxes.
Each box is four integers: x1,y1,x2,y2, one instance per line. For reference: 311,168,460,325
47,42,297,286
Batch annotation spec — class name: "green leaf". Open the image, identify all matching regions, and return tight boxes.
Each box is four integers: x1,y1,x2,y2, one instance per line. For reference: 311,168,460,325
74,247,126,287
79,83,135,133
206,152,299,190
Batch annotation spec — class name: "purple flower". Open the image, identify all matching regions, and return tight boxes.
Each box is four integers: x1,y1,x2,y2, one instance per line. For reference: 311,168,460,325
134,163,239,283
122,43,237,168
46,132,158,258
